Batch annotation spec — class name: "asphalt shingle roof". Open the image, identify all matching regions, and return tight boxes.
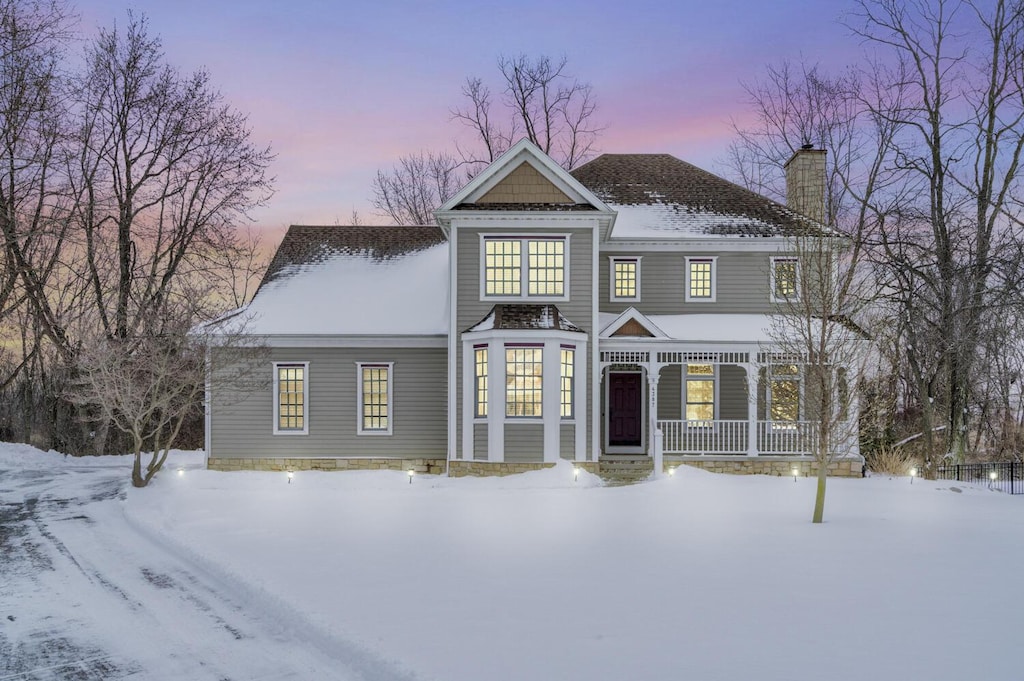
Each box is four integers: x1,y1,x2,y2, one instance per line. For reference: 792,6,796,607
570,154,827,238
465,305,584,333
259,224,445,292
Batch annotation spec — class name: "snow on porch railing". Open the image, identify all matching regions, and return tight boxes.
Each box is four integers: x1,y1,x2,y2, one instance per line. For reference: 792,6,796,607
657,420,748,454
756,420,818,455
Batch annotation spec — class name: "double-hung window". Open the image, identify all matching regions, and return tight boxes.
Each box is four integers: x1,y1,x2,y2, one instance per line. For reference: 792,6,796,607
560,346,575,419
274,362,308,435
506,346,543,417
610,257,640,301
474,346,488,418
358,363,393,435
483,237,566,299
684,363,716,427
685,257,716,301
771,257,800,302
769,364,801,429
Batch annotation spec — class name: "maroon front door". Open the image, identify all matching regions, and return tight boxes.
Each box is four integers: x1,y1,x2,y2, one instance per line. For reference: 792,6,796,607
608,373,643,447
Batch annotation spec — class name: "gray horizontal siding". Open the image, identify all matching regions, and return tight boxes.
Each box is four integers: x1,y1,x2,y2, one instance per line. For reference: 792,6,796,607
504,422,544,462
211,346,446,460
560,423,574,460
599,251,782,315
455,227,595,458
657,365,682,420
474,423,488,461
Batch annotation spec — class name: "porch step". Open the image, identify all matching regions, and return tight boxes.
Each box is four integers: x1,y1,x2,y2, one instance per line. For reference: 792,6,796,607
598,457,654,486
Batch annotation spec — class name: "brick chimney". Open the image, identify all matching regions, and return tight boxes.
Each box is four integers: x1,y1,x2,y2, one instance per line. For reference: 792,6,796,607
784,145,826,224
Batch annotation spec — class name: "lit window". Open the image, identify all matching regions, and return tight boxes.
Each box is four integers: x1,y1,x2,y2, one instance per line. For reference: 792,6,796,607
528,239,565,296
560,347,574,418
506,347,543,417
275,363,307,434
685,364,715,426
686,258,715,301
358,363,392,434
611,257,640,300
770,364,800,426
485,240,521,296
771,257,799,301
474,346,488,418
483,237,566,298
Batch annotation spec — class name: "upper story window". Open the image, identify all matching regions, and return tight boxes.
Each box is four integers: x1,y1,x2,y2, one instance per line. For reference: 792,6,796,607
483,236,567,299
685,257,716,302
610,257,640,301
273,362,308,435
771,257,800,302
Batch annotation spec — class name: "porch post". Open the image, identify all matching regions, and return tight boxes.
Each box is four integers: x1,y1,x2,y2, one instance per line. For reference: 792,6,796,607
745,363,759,456
647,365,661,457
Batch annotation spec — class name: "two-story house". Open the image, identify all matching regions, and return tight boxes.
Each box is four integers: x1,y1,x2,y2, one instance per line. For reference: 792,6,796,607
206,139,863,477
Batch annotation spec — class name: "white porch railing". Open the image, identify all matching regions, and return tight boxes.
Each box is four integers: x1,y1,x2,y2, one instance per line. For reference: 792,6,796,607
657,419,820,456
658,420,748,454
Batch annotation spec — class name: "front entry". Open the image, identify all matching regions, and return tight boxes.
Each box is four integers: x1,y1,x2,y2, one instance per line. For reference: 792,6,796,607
608,372,643,448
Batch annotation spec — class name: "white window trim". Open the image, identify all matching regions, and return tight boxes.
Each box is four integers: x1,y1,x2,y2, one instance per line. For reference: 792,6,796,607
609,256,642,302
356,362,394,436
474,345,488,420
767,365,802,431
479,234,571,302
683,363,718,429
560,345,576,420
273,361,309,436
684,256,718,302
770,256,801,303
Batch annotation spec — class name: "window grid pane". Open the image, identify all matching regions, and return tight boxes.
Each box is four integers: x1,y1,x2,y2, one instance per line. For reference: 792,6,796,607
614,260,637,298
475,348,488,418
685,364,714,426
774,259,798,298
527,240,564,296
362,366,389,431
506,347,543,417
277,365,305,430
485,240,521,296
771,379,800,422
689,260,712,298
560,348,574,418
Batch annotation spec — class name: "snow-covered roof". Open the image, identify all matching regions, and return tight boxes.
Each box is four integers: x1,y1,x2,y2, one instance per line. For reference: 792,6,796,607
465,305,584,334
243,226,448,336
570,154,829,240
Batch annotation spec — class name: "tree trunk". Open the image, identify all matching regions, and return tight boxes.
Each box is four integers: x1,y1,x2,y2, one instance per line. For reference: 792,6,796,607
812,463,828,523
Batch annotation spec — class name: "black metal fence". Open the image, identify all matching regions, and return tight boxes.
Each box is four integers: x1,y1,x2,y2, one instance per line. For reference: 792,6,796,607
934,462,1023,495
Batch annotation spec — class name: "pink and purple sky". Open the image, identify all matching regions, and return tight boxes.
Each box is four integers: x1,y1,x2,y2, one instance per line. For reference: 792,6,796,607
75,0,863,234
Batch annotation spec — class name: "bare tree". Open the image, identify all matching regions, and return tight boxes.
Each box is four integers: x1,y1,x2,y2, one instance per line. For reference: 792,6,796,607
372,54,602,225
69,12,274,341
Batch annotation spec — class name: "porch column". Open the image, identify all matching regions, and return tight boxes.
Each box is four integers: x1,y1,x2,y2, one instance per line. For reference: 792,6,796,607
745,363,759,456
647,366,661,457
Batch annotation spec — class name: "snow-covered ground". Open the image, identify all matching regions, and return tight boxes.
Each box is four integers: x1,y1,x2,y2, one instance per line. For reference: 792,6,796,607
2,444,1021,680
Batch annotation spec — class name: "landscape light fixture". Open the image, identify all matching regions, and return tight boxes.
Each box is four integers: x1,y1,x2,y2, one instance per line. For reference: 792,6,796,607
287,471,294,484
667,467,675,477
573,467,580,482
408,469,415,484
177,468,184,477
989,470,997,488
910,467,917,484
792,467,799,482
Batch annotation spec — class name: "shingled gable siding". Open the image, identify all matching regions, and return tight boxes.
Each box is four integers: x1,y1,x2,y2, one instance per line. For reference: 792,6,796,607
476,162,573,204
455,226,594,460
210,346,446,460
599,251,777,315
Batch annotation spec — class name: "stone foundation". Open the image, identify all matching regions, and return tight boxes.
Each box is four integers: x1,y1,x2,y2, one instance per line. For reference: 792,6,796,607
206,457,447,475
666,456,863,478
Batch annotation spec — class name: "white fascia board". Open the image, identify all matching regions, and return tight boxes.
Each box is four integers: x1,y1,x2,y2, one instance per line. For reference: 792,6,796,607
237,335,447,348
599,237,797,253
437,139,613,213
460,328,588,344
439,213,607,232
